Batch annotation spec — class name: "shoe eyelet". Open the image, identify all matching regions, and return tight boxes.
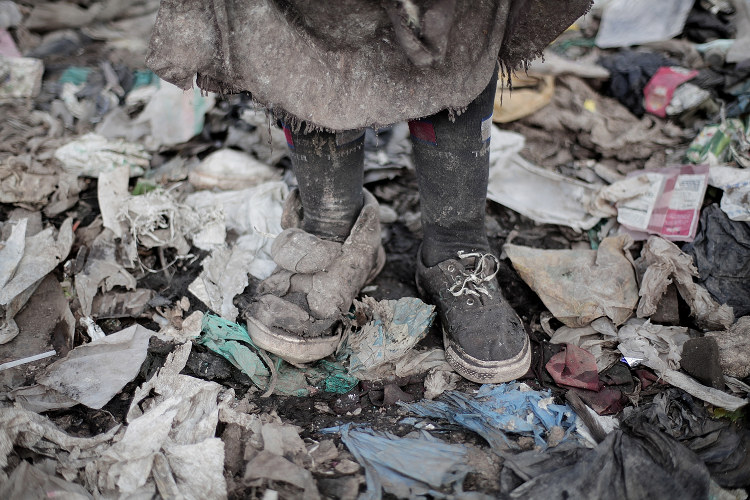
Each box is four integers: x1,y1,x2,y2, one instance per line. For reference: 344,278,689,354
447,264,455,272
466,298,474,306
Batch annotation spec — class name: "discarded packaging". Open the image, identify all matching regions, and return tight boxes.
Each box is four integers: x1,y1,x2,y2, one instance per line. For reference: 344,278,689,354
622,389,750,489
687,118,750,167
708,166,750,221
617,164,709,241
198,313,358,397
197,314,271,392
549,317,620,372
0,56,44,99
54,133,151,178
545,343,601,391
487,126,601,231
617,319,747,411
0,218,73,344
506,426,711,500
596,0,695,48
136,79,215,147
505,235,639,328
184,181,288,274
683,204,750,318
10,324,154,412
643,67,699,118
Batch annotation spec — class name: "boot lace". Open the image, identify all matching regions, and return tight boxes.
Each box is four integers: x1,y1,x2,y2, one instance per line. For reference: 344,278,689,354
448,251,500,299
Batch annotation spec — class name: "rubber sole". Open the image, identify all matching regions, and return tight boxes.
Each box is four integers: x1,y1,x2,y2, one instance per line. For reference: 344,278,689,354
246,315,341,364
443,327,531,383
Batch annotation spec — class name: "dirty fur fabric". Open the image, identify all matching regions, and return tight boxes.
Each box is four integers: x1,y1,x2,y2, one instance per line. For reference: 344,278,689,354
147,0,591,131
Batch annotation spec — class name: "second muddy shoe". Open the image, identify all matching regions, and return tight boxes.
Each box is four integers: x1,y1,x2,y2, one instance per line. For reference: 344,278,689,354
416,250,531,383
245,188,385,364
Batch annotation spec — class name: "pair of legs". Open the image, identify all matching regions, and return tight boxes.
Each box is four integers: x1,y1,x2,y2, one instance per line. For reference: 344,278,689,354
253,70,530,382
287,68,498,268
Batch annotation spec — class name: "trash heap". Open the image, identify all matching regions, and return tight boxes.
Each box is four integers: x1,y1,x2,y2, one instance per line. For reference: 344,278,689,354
1,0,749,499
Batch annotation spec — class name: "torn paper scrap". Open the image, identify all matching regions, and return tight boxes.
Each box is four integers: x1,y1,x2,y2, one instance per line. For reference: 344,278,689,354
344,296,436,380
10,324,154,411
636,236,734,330
505,235,639,328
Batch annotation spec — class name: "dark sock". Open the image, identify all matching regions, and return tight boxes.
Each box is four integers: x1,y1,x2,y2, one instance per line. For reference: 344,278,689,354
410,68,498,267
285,126,365,242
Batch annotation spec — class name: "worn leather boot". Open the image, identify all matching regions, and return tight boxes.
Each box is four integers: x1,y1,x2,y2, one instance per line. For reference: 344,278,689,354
246,188,385,364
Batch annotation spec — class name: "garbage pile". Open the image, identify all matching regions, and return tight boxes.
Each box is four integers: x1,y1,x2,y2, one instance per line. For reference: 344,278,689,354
1,0,749,498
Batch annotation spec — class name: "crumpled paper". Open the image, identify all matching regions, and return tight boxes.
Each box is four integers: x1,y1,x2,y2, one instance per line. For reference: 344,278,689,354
10,324,154,412
344,296,436,380
0,218,73,344
636,236,734,330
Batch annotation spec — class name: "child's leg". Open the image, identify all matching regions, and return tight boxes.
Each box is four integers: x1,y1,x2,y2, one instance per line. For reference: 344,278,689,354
246,126,383,364
409,68,497,267
409,70,531,383
284,126,365,242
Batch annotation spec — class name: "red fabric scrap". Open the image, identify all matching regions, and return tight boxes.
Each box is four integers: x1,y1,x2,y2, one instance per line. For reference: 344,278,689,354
545,343,601,391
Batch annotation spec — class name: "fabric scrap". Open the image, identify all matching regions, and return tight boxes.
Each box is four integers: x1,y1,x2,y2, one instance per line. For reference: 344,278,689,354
545,344,601,391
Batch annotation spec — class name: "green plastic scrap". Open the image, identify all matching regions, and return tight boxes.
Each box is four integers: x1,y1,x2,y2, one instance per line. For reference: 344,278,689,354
131,180,157,196
312,360,359,394
686,117,749,166
197,314,358,396
59,67,91,85
272,358,358,396
197,314,270,390
132,70,158,89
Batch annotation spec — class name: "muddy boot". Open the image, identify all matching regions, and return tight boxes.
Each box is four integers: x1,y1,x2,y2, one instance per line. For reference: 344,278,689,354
416,249,530,383
245,188,385,364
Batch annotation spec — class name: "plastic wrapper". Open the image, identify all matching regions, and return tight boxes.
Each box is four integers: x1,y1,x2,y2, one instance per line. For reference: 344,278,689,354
617,164,709,242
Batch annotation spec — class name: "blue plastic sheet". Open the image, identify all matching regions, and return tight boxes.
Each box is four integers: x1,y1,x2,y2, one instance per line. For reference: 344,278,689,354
400,382,578,451
322,424,470,500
